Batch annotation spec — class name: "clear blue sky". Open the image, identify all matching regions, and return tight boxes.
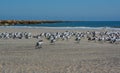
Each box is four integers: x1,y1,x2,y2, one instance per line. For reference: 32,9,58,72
0,0,120,21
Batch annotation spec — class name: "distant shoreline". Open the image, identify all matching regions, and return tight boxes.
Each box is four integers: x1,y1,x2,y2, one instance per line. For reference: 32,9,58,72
0,20,120,26
0,20,64,26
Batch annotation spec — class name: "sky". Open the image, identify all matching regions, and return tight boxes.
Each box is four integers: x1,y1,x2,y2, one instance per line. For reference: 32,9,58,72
0,0,120,21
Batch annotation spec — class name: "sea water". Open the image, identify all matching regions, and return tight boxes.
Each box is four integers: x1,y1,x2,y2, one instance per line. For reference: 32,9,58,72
1,21,120,30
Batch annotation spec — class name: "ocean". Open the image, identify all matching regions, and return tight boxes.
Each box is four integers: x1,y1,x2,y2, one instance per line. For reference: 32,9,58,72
1,21,120,30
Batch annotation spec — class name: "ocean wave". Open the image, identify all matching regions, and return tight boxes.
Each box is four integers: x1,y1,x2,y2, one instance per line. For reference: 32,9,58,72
0,26,120,30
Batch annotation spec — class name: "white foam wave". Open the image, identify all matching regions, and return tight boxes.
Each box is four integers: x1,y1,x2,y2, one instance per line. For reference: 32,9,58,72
0,26,120,30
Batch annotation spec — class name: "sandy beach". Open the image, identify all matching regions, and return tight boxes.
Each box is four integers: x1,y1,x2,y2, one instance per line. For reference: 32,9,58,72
0,28,120,73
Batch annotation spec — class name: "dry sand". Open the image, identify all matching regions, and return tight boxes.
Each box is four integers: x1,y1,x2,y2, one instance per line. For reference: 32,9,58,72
0,28,120,73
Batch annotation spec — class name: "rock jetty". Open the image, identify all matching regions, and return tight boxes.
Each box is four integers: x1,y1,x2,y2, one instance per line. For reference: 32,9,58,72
0,20,63,26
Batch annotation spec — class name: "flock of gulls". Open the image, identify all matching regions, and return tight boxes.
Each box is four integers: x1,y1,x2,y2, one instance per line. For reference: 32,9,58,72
0,31,120,49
